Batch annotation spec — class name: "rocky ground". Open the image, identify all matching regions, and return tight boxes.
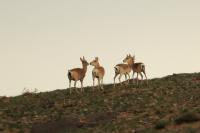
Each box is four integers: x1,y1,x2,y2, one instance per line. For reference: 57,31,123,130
0,73,200,133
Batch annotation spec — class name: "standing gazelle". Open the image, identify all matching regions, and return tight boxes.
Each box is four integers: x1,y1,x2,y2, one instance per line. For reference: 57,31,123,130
90,57,105,90
114,55,132,87
123,54,148,85
68,56,89,94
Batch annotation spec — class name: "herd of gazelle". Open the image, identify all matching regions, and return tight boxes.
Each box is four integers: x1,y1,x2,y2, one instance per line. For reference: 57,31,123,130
68,54,148,94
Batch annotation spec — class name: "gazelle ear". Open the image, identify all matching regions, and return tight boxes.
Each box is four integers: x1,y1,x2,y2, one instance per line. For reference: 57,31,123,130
83,56,85,60
80,57,83,61
95,57,99,61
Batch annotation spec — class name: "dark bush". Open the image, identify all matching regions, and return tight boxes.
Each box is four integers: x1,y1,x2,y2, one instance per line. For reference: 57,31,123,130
155,120,168,129
175,112,200,124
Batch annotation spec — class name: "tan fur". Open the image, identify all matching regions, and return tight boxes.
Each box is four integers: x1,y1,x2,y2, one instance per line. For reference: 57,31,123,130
123,54,148,85
69,68,86,81
90,57,105,90
68,56,89,94
114,57,132,87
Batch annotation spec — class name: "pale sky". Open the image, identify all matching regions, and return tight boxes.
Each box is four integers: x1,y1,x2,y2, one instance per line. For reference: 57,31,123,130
0,0,200,96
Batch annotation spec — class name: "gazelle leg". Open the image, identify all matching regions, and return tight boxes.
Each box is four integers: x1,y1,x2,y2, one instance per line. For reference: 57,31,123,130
101,78,104,90
124,74,128,84
69,79,71,88
143,71,148,85
119,74,123,85
92,76,95,91
74,81,79,93
136,73,139,85
74,81,77,87
69,79,71,94
140,72,143,80
140,73,143,84
132,72,135,83
69,80,72,94
127,73,130,84
125,74,127,80
98,78,101,90
114,73,118,87
80,80,84,92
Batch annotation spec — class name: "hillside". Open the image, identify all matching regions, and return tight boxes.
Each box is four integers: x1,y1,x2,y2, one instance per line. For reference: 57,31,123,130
0,73,200,133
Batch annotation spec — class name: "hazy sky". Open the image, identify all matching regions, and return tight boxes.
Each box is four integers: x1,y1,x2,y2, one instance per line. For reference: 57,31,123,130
0,0,200,96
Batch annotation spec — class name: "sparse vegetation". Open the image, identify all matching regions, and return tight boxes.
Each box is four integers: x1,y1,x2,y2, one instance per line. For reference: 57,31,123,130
0,73,200,133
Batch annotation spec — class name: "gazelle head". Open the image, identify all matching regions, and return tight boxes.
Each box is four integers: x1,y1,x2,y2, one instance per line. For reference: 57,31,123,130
123,54,135,64
90,57,100,67
80,56,89,67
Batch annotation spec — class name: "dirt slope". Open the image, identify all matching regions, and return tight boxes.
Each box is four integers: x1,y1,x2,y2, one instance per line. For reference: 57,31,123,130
0,73,200,133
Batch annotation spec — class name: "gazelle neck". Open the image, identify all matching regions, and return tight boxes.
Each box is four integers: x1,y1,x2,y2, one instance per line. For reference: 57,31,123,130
127,59,134,67
82,64,88,73
94,62,100,68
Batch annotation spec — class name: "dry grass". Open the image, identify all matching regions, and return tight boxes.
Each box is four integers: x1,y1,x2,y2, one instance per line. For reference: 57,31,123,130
0,73,200,133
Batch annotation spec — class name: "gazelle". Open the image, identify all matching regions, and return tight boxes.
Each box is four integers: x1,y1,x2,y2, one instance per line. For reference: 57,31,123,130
123,54,148,85
90,57,105,90
68,56,89,94
114,55,132,87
